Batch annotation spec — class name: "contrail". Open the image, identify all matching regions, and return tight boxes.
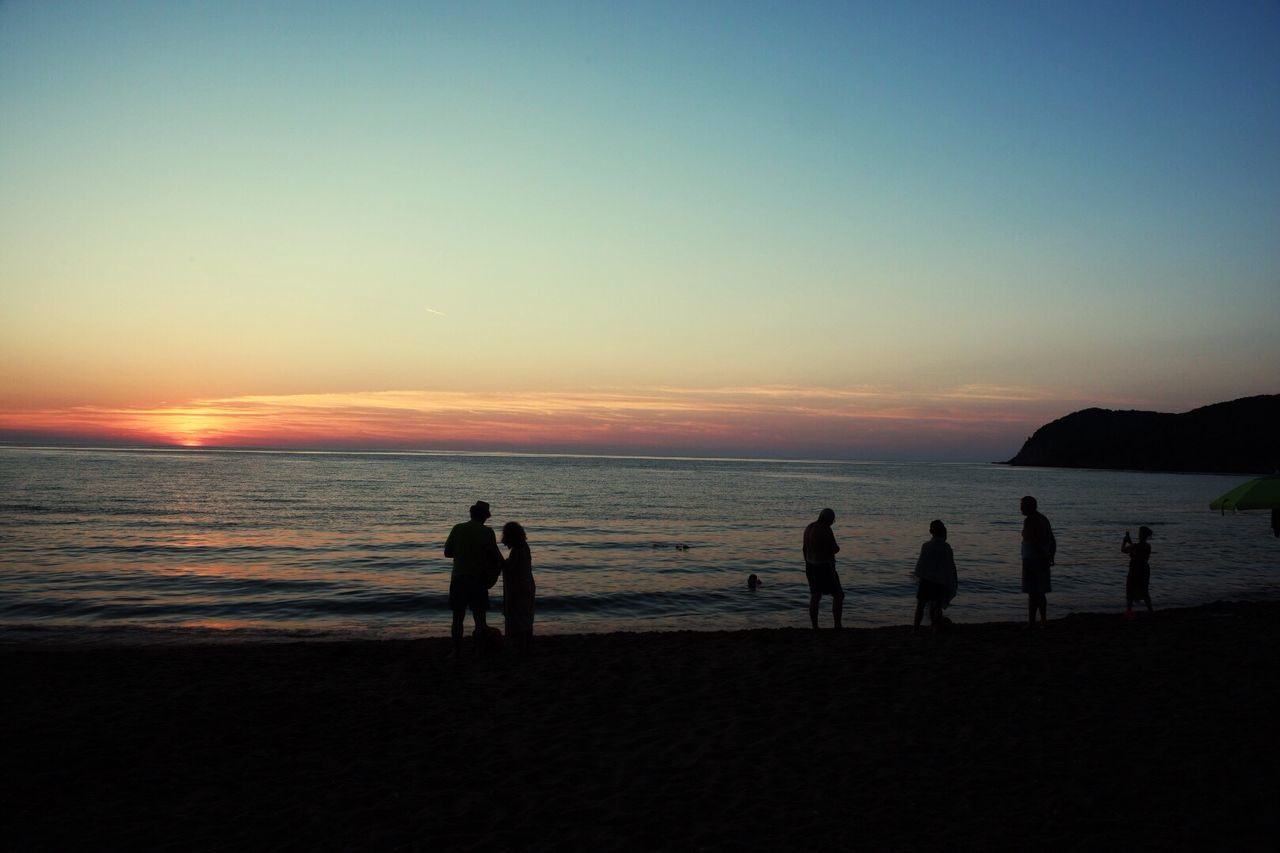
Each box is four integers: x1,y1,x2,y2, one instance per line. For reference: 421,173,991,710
425,307,447,317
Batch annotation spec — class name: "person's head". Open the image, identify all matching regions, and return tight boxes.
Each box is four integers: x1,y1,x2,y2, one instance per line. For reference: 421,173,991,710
747,573,760,590
469,500,492,522
929,519,947,540
1138,525,1153,541
818,507,835,525
1020,495,1037,516
502,521,527,547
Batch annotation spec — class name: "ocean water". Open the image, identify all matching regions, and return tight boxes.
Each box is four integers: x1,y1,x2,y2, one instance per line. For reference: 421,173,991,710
1,446,1276,640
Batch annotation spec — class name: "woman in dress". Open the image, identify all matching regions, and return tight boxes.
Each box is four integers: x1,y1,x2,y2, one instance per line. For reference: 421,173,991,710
500,521,535,648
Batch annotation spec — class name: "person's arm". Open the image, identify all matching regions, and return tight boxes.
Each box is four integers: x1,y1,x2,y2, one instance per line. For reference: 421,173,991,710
944,544,958,594
1030,515,1054,554
913,543,929,578
444,527,455,558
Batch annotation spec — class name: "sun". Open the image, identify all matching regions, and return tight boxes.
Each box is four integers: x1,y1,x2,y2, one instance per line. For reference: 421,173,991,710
161,411,226,447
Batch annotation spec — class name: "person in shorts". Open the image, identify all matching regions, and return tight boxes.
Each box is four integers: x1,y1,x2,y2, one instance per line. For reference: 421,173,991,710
803,508,844,630
444,500,502,655
1020,495,1056,628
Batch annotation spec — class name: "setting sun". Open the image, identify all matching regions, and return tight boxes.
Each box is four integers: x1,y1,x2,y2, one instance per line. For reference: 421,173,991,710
164,412,223,447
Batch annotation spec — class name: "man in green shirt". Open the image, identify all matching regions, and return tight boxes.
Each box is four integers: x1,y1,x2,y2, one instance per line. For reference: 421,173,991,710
444,500,502,654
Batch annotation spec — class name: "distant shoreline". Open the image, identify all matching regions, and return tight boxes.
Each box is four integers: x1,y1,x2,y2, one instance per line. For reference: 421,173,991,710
995,459,1267,477
1004,394,1279,475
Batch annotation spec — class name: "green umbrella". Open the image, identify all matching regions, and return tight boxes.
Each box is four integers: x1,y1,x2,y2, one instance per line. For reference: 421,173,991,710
1209,475,1280,512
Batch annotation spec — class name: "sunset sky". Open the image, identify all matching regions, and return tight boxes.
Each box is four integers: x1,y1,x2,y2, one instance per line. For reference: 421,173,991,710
2,1,1277,460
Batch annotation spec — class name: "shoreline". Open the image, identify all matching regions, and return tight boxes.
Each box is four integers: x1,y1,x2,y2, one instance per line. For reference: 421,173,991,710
2,596,1278,647
5,601,1278,850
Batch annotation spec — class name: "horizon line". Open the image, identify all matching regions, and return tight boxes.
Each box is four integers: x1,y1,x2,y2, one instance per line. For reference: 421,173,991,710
0,440,1007,467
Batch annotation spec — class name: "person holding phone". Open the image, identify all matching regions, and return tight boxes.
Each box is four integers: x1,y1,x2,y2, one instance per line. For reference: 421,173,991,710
1121,526,1154,618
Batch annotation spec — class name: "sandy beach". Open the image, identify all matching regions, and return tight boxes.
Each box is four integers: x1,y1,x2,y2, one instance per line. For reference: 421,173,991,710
4,602,1277,851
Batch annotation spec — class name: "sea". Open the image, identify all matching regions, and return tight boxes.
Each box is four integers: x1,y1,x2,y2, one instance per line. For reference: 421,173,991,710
1,446,1276,641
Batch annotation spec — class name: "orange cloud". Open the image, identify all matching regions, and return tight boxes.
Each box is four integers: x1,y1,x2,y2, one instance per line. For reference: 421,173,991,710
0,386,1081,459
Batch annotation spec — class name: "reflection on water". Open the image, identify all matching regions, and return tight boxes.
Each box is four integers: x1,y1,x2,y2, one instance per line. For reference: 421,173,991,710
1,446,1277,638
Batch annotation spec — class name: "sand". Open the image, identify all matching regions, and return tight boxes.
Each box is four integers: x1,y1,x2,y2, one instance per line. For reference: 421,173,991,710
4,602,1278,851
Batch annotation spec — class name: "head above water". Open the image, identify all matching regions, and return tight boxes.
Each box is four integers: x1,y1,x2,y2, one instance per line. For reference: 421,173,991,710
470,500,491,521
1020,495,1038,515
929,519,947,540
817,508,835,524
1138,525,1153,540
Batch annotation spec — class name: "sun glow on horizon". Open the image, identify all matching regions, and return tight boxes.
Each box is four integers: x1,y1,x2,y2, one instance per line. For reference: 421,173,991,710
0,385,1108,461
161,411,239,447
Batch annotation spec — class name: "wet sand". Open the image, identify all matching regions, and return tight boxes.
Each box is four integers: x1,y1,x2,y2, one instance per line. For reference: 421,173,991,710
4,601,1278,851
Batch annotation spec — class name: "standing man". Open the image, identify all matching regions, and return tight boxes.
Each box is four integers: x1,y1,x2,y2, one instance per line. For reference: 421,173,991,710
1020,495,1056,628
444,500,502,655
803,508,844,630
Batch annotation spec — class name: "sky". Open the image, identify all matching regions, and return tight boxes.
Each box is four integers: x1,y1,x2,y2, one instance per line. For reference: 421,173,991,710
2,1,1277,460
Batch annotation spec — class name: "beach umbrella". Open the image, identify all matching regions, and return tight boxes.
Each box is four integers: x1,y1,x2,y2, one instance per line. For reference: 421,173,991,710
1210,476,1280,538
1209,475,1280,512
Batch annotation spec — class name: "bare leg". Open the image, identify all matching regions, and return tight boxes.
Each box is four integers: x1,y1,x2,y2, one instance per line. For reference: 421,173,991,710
832,589,844,629
1036,594,1047,625
472,609,488,654
1027,595,1037,627
450,608,466,654
929,602,942,629
809,593,821,630
913,600,925,633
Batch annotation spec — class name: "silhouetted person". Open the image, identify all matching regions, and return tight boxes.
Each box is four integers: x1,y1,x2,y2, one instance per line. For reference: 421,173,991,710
913,519,958,634
444,500,502,656
1020,495,1055,628
747,573,761,591
803,508,844,629
501,521,535,649
1121,526,1154,618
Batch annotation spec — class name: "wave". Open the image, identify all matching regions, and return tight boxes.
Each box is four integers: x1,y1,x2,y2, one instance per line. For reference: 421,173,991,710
0,584,769,622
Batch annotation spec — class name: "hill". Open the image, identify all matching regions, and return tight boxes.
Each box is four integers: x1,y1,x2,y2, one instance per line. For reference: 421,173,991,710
1004,394,1279,474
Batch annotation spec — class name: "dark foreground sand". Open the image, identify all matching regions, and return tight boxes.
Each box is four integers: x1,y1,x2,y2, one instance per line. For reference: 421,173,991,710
4,602,1278,852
